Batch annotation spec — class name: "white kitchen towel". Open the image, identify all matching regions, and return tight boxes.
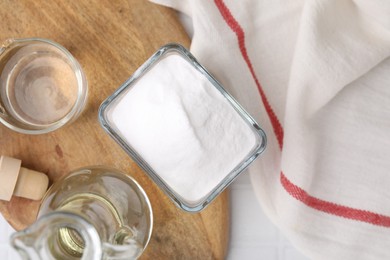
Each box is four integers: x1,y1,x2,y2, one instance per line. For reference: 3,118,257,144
151,0,390,259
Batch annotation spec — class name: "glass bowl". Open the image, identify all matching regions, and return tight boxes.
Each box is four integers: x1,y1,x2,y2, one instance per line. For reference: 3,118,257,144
0,38,87,134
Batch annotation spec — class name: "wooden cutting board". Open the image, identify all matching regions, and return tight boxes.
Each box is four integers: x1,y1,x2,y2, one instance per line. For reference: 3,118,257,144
0,1,229,259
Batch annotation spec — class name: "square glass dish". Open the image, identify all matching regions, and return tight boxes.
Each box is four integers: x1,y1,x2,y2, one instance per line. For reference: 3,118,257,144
99,44,266,212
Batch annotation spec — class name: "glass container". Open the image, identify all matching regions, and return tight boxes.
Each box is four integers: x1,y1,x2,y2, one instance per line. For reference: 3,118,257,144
0,38,87,134
99,43,266,212
10,166,153,260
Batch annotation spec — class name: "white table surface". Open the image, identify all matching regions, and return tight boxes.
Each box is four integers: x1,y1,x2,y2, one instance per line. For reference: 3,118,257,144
0,172,309,260
227,172,308,260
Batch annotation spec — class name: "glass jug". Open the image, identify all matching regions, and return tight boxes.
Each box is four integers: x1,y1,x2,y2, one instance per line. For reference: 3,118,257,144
10,166,153,260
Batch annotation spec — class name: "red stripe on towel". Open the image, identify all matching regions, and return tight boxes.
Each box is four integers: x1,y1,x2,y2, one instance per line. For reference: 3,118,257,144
214,0,390,227
281,172,390,227
214,0,283,149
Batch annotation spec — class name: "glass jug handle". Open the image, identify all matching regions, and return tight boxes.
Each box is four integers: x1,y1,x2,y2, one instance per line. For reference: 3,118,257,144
102,226,143,259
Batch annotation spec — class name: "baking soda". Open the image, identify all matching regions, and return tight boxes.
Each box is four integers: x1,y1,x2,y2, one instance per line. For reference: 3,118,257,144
110,54,256,202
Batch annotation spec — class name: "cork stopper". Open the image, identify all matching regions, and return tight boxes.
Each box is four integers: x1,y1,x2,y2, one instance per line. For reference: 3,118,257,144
0,156,49,201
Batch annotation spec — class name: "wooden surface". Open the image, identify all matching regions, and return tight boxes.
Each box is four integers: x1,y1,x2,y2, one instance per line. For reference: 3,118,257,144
0,1,229,259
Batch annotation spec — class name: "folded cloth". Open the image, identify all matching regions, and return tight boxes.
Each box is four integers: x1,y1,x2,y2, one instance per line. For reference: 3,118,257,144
151,0,390,259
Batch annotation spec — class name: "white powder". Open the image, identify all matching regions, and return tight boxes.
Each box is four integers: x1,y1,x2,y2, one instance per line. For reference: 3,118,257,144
110,54,256,203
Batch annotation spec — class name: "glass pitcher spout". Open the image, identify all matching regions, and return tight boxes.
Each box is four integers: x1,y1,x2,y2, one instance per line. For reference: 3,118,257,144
10,166,153,260
11,211,102,260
